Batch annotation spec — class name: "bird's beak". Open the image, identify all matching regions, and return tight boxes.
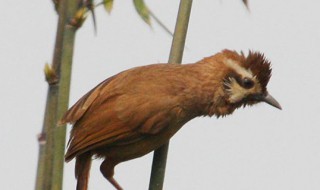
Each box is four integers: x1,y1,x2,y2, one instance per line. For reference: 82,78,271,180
261,92,282,110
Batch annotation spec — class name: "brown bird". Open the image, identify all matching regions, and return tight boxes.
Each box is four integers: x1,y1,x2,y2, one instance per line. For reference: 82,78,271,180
60,49,281,190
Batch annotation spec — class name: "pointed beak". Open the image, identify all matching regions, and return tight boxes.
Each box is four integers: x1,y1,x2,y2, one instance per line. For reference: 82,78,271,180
261,93,282,110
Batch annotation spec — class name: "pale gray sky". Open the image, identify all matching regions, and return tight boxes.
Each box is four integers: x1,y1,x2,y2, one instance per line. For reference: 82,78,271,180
1,0,320,189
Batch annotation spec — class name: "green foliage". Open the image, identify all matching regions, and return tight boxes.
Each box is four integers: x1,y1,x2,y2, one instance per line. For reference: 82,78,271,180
133,0,151,25
104,0,113,13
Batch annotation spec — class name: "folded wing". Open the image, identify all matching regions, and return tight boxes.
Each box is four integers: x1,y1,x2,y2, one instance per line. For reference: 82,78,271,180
61,68,183,161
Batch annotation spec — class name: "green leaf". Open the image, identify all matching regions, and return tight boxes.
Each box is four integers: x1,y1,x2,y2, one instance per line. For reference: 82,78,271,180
133,0,151,25
104,0,114,13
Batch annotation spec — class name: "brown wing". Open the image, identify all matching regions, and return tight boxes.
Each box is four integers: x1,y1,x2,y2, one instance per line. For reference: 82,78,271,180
62,65,184,161
59,75,117,126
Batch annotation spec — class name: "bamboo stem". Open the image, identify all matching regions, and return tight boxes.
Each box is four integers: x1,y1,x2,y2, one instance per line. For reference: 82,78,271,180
148,0,193,189
167,1,193,64
35,85,59,190
35,0,67,189
50,0,80,189
35,0,81,190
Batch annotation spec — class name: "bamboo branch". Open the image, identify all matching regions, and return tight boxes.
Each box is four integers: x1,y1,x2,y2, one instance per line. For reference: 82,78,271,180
35,0,82,190
50,0,81,189
148,0,193,189
35,78,58,190
35,0,67,188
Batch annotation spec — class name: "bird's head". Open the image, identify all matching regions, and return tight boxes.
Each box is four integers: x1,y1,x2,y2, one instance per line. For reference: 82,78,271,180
218,50,281,111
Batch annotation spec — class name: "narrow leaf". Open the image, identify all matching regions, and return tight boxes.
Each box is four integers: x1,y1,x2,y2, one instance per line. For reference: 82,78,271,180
104,0,114,13
133,0,151,25
86,0,97,33
242,0,250,11
149,10,173,36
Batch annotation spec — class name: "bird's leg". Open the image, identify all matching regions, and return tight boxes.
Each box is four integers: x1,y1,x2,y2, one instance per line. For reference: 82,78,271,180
100,159,123,190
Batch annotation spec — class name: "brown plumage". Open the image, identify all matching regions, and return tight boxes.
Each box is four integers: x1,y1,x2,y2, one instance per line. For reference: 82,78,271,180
60,49,281,190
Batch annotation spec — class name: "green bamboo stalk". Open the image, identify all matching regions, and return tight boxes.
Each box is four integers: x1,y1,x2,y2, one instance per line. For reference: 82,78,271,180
50,0,81,189
35,0,67,189
50,25,77,190
148,1,193,189
35,82,59,190
35,0,82,190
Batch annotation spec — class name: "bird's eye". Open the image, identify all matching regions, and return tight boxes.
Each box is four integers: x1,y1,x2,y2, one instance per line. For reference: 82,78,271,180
242,77,254,89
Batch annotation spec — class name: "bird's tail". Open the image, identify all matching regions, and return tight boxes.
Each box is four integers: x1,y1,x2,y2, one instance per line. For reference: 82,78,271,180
75,152,92,190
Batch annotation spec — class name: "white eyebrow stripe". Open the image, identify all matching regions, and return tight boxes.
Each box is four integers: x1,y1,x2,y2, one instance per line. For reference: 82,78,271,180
224,59,253,78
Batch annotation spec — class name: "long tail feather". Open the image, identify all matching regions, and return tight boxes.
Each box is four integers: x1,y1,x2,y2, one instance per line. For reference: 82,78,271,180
75,152,92,190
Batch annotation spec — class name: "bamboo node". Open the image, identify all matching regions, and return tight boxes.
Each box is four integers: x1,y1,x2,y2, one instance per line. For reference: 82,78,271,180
44,63,58,85
68,7,88,29
37,133,46,145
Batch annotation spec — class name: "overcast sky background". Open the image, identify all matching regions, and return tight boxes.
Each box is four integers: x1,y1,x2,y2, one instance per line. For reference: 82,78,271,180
1,0,320,189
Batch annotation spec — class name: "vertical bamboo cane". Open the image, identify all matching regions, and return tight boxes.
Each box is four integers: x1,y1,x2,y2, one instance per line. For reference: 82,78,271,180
149,0,193,189
35,0,81,190
50,0,81,189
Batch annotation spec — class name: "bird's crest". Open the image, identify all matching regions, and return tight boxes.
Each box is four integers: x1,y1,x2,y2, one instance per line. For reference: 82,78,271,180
221,50,272,104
